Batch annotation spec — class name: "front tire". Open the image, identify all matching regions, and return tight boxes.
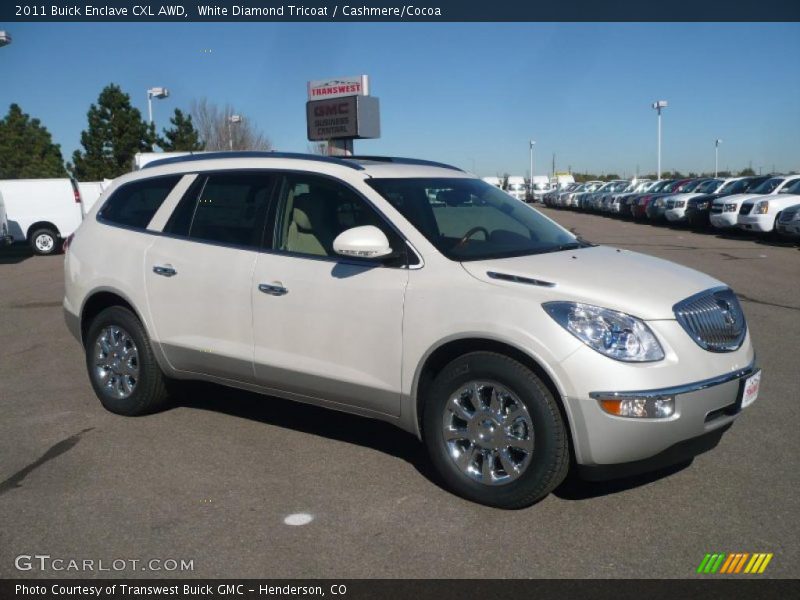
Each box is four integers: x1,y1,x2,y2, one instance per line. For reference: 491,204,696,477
85,306,170,416
30,228,60,255
422,352,570,508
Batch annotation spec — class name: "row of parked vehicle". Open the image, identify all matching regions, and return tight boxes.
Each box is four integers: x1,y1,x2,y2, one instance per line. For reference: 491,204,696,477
540,174,800,237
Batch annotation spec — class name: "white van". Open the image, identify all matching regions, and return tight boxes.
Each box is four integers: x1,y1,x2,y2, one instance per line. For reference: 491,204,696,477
134,152,209,171
0,190,12,246
78,181,108,213
505,176,527,201
529,175,551,203
0,179,84,255
481,176,502,188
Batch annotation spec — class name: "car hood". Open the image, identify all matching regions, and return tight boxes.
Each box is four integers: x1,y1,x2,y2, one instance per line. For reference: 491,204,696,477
460,245,722,320
744,193,800,208
713,192,766,205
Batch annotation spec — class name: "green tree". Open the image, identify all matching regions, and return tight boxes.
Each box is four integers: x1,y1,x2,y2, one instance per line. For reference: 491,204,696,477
71,84,154,180
738,167,756,176
158,108,204,151
0,104,67,178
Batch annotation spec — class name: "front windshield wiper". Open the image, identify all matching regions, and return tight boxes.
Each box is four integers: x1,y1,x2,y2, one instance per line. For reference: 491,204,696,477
538,240,592,254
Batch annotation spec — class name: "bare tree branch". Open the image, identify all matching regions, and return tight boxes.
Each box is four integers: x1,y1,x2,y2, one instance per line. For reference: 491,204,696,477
190,98,272,151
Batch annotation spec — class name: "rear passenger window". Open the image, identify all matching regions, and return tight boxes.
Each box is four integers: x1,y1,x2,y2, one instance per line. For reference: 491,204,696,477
164,172,274,249
99,176,181,229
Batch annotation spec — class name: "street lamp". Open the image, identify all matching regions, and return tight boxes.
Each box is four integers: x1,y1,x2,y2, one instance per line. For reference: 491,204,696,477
651,100,668,179
529,140,536,199
228,114,242,151
0,31,11,47
714,139,722,177
146,87,170,125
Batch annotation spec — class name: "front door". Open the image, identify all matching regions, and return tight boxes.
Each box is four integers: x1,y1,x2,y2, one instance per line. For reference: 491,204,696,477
251,173,409,416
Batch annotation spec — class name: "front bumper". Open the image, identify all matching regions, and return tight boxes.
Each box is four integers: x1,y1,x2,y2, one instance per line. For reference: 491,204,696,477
710,212,738,228
776,220,800,236
565,360,758,468
738,214,774,232
1,234,12,246
665,207,688,222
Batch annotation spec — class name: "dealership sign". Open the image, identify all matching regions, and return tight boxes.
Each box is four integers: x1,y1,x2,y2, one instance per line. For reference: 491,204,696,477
306,95,380,141
307,75,369,100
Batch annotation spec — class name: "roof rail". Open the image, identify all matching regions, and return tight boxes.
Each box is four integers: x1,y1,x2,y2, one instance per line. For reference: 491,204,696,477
142,151,365,171
346,155,464,172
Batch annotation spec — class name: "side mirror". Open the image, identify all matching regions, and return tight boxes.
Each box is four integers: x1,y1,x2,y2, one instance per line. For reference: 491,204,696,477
333,225,393,259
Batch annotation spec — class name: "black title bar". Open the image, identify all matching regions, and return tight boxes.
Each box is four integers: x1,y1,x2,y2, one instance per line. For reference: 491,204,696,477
2,0,800,22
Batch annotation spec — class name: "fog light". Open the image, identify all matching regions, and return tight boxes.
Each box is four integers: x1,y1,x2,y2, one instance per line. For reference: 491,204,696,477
598,396,675,418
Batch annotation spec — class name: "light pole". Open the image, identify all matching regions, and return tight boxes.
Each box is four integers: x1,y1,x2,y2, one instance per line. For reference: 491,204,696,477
0,31,11,47
529,140,536,189
228,114,242,151
146,87,170,125
651,100,668,179
714,139,722,177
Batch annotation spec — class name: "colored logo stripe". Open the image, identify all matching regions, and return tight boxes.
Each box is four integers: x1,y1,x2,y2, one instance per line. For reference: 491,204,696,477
698,552,773,574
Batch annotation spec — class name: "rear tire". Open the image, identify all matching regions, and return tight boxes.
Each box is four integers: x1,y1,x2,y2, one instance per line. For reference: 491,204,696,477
422,352,570,509
85,306,170,416
30,228,60,255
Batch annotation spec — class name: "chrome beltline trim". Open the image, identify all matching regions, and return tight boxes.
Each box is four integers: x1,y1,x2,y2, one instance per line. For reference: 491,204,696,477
589,360,758,400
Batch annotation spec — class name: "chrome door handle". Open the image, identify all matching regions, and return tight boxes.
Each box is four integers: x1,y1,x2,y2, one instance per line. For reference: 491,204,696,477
258,283,288,296
153,265,177,277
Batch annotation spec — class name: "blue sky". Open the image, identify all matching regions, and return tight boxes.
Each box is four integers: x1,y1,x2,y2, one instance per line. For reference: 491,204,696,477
1,22,798,177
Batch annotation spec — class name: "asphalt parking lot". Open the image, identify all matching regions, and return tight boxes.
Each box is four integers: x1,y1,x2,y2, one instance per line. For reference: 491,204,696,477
1,211,798,579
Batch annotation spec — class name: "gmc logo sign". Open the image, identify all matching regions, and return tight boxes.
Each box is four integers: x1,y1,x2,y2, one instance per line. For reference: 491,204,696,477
314,103,350,117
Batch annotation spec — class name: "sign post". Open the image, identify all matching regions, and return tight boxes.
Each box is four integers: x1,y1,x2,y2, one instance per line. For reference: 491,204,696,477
306,75,379,155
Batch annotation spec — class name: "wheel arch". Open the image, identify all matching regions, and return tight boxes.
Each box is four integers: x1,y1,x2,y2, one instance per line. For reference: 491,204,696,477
411,337,576,461
26,221,61,240
80,288,144,347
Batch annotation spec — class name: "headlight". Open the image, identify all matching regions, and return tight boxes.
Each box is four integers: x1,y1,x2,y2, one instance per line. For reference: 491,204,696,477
696,201,708,209
675,201,685,208
754,200,770,214
544,302,665,362
724,203,737,212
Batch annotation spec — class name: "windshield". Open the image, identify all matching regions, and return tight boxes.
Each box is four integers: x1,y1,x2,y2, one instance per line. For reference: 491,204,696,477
367,178,580,261
719,179,742,194
677,179,705,193
696,179,723,193
779,179,800,194
751,177,784,194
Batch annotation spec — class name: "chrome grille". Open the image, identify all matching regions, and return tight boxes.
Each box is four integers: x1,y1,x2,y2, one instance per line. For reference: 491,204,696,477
710,205,723,214
673,287,747,352
739,203,753,215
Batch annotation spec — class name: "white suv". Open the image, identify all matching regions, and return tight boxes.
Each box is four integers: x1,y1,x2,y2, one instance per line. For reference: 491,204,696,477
64,153,759,508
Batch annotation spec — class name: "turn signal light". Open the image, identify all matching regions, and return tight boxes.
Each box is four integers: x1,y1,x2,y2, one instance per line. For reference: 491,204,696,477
598,396,675,419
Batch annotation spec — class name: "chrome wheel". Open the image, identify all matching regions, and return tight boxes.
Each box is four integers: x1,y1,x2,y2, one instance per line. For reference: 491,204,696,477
93,325,139,399
34,233,55,253
442,380,534,486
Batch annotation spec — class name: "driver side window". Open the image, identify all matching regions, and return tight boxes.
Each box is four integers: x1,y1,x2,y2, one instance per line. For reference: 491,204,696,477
272,174,405,263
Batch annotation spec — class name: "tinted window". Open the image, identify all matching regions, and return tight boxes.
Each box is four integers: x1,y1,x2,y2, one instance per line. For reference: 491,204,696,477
273,174,406,264
164,172,274,248
368,178,580,261
751,177,784,194
99,175,181,229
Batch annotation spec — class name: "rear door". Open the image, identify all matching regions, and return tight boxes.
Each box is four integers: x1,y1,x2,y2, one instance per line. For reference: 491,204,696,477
144,171,276,382
250,172,409,416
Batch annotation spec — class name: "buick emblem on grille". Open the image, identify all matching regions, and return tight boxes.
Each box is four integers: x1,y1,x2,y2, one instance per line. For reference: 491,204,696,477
673,287,747,352
716,298,737,326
